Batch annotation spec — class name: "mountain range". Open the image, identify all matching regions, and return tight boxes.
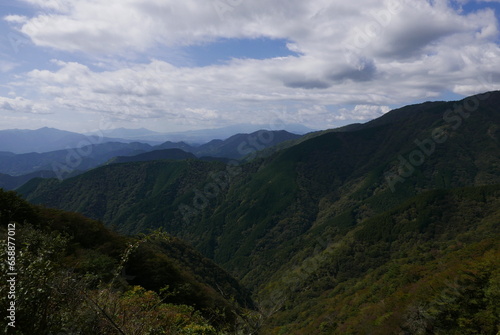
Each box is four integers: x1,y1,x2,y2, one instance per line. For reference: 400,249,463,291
0,170,58,190
0,129,301,188
0,124,312,155
4,91,500,334
0,127,139,154
87,124,315,143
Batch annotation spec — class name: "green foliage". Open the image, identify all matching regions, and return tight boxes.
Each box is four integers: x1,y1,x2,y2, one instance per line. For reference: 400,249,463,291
77,285,220,334
258,185,500,334
0,189,255,334
0,224,82,334
14,92,500,334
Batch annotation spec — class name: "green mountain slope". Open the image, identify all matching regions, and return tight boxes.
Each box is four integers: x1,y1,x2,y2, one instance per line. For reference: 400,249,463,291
0,189,255,334
258,185,500,334
20,91,500,277
197,91,500,287
106,148,196,164
17,91,500,334
20,159,230,234
192,130,302,159
0,170,58,190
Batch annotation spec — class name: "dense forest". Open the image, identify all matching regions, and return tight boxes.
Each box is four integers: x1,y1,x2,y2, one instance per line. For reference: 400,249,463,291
2,91,500,333
0,190,257,334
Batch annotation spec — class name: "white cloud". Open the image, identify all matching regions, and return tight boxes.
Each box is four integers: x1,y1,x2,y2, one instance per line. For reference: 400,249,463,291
0,60,18,73
4,15,28,24
2,0,500,130
13,0,495,56
0,96,51,114
337,105,391,121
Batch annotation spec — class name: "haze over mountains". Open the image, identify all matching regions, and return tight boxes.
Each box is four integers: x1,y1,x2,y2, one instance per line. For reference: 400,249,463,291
0,127,137,154
6,91,499,334
0,129,301,187
87,124,315,144
0,123,313,155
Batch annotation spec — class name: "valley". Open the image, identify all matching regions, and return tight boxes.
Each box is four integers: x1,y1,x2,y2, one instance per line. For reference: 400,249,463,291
2,91,500,334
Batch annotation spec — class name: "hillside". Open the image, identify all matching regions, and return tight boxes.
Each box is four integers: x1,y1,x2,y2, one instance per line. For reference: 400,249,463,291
18,91,500,334
0,189,255,334
191,130,302,159
258,185,500,334
0,170,58,190
107,148,197,164
153,130,302,159
20,159,230,234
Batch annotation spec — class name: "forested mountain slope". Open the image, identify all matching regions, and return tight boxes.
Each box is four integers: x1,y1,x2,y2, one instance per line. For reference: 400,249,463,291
258,185,500,334
0,189,255,334
18,91,500,334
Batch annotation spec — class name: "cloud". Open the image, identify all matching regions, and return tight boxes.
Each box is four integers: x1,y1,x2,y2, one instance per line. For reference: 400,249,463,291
337,105,391,121
0,60,18,73
329,59,378,82
13,0,494,56
4,15,28,24
371,3,469,58
284,79,331,90
2,0,500,130
454,0,500,3
0,97,51,114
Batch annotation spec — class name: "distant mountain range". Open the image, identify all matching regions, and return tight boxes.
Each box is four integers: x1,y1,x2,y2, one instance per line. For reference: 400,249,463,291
19,90,500,334
0,125,233,154
85,123,315,144
153,124,315,143
0,127,137,154
0,170,58,190
0,123,314,155
0,129,302,189
88,127,162,139
0,141,152,177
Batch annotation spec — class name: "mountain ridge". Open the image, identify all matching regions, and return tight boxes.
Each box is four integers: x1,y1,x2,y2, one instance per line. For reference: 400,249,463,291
15,90,500,334
107,148,197,164
0,127,142,154
0,189,256,333
0,130,303,184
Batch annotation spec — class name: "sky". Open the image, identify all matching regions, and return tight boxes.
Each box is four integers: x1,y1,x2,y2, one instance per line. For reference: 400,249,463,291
0,0,500,133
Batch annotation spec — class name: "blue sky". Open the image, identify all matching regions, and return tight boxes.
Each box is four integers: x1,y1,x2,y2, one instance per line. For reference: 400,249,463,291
0,0,499,133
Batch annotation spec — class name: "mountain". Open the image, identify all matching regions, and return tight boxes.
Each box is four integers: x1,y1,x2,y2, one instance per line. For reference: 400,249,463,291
257,185,500,334
154,140,194,152
87,127,161,139
157,124,314,144
0,151,15,157
0,189,255,334
85,127,165,144
0,127,140,154
0,142,152,177
18,91,500,334
107,148,196,164
0,129,301,184
192,130,302,159
86,124,315,144
138,130,303,159
19,159,227,233
0,170,59,190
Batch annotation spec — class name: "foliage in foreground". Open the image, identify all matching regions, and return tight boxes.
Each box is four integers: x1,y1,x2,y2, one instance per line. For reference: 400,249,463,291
0,189,256,334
